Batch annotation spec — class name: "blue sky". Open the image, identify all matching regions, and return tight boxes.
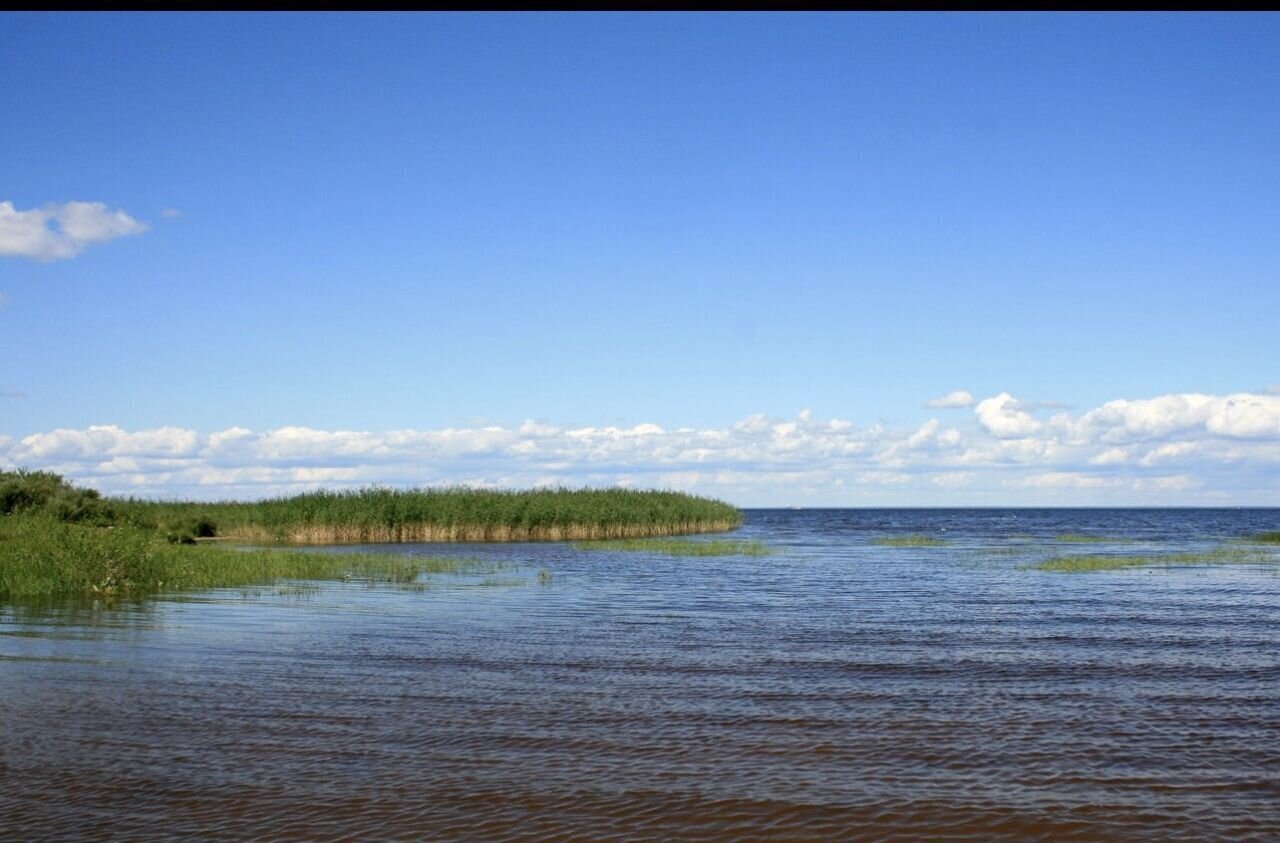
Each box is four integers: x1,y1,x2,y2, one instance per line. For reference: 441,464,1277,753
2,13,1278,504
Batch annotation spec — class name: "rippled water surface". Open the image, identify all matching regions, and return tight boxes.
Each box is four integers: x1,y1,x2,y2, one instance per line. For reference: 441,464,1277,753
3,509,1279,841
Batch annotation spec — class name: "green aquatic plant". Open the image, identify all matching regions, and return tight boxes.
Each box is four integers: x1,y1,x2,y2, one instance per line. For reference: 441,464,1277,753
1033,547,1278,573
1,469,741,544
1247,531,1280,544
0,516,477,600
109,485,741,543
575,538,770,557
1053,533,1113,543
871,535,949,548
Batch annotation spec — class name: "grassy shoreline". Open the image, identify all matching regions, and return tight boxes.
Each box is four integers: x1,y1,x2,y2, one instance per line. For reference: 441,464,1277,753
0,470,742,600
0,517,466,599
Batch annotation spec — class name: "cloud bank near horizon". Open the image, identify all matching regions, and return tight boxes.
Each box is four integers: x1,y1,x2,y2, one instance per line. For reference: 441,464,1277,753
0,200,148,261
3,390,1279,506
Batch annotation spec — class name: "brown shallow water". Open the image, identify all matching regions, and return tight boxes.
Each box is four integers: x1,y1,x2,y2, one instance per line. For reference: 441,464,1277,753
2,509,1279,840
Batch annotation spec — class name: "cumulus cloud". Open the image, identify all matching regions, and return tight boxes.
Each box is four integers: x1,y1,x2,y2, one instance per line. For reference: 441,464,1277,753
3,389,1279,505
13,425,200,462
0,200,148,261
974,392,1042,438
927,390,974,409
1071,393,1280,443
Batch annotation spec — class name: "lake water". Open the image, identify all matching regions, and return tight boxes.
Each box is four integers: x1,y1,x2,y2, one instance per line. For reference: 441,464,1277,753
2,509,1278,841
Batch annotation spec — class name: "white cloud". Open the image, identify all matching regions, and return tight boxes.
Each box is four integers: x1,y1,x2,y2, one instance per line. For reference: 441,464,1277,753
0,200,148,261
13,425,201,462
160,208,183,219
927,390,974,409
1138,441,1200,467
1016,472,1116,490
855,471,913,486
4,389,1280,505
1206,394,1280,438
974,392,1042,438
1089,447,1130,466
1073,393,1214,443
1072,393,1280,443
1134,474,1197,492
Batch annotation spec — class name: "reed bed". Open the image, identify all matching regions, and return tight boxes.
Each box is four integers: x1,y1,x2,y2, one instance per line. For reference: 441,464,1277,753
221,518,741,545
112,487,742,544
0,470,742,600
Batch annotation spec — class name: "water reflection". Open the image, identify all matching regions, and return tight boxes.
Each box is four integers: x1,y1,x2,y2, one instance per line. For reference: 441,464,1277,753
2,593,160,628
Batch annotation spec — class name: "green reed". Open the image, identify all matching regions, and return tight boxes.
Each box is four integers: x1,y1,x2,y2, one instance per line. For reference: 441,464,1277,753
1,469,741,544
112,485,741,541
0,470,742,599
0,515,480,599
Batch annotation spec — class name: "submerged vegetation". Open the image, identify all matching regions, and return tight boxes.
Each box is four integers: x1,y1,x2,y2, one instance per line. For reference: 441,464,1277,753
872,535,950,548
1247,531,1280,544
576,538,770,557
0,469,741,600
1033,547,1278,573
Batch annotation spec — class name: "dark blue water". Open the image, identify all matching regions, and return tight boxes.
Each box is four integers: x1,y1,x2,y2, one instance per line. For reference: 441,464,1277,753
3,510,1278,841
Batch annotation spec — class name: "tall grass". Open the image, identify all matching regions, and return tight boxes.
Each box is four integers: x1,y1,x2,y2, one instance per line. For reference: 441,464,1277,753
112,486,741,543
0,470,742,600
1,470,740,544
0,516,465,599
